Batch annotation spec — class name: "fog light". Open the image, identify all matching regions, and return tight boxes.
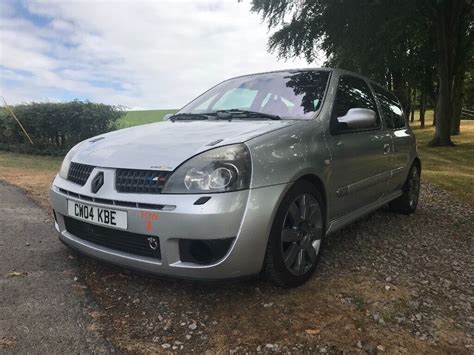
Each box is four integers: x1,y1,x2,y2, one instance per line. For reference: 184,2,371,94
179,238,235,265
189,241,213,264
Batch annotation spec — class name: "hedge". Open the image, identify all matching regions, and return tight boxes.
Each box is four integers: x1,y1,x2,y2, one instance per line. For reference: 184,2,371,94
0,101,125,155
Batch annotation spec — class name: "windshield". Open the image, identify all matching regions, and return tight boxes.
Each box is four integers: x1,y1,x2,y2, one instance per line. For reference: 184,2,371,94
179,70,330,119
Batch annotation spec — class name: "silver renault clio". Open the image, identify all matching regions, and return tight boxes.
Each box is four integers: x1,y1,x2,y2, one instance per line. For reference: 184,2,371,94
50,68,420,287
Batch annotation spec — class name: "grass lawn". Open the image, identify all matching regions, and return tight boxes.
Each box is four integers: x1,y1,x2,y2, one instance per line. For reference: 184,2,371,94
0,151,61,171
0,111,472,205
118,109,177,128
411,111,473,204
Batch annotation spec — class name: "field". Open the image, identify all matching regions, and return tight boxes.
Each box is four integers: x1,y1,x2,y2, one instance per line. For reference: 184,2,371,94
411,112,474,204
118,109,177,128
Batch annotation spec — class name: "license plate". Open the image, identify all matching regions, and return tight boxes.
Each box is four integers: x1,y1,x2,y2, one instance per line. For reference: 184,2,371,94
67,200,127,229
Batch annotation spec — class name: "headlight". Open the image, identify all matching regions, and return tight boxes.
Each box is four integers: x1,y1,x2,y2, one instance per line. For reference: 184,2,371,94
162,144,251,194
58,142,83,179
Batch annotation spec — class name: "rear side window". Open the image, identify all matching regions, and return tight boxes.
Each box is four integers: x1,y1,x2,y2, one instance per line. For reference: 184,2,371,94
373,85,406,129
331,75,380,134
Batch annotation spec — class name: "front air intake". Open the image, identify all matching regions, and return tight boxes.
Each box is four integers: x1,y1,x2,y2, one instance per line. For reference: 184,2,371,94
64,217,161,259
179,238,235,265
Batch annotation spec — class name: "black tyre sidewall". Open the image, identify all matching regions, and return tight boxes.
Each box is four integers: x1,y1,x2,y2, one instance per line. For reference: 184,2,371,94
407,164,421,211
390,163,421,215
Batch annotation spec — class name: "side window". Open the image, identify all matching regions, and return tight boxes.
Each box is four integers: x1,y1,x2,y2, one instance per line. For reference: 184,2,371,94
330,75,380,134
373,85,406,129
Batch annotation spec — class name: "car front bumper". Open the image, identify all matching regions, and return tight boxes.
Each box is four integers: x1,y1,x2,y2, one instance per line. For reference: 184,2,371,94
50,171,289,280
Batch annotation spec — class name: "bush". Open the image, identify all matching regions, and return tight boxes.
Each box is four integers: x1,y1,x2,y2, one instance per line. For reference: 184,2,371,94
0,101,125,155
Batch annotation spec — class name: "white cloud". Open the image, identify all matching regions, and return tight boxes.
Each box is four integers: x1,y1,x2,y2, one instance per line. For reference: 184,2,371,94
0,0,324,109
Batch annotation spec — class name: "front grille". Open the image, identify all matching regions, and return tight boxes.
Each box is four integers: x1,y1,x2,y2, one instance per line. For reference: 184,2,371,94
64,217,161,259
68,162,95,186
116,169,171,194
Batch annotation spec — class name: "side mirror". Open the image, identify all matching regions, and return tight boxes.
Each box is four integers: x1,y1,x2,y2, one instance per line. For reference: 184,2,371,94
163,113,173,121
337,108,377,129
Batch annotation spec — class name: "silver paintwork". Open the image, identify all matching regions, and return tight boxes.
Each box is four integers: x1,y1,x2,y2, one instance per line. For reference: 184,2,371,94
50,68,419,280
337,108,377,129
72,120,296,171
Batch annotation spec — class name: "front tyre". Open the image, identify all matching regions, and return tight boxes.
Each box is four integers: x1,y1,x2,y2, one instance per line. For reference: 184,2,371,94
389,163,421,215
264,181,325,288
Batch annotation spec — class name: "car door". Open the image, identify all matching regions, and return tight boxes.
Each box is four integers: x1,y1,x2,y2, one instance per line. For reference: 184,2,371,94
326,75,393,218
372,84,413,193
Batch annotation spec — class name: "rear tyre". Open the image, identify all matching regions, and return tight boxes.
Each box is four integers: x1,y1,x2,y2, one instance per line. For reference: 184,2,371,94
264,181,325,288
389,163,421,215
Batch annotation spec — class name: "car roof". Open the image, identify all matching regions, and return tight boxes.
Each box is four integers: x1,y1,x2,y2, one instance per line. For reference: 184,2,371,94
226,67,332,80
227,67,371,79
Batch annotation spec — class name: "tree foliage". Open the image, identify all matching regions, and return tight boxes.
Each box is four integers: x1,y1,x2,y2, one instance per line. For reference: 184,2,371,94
252,0,473,146
0,101,125,155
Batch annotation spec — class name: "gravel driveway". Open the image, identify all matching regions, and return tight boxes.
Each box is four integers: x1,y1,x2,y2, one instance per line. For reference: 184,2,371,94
77,183,473,353
1,181,472,353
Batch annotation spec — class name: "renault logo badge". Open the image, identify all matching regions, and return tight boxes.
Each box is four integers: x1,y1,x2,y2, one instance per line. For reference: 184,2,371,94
91,172,104,194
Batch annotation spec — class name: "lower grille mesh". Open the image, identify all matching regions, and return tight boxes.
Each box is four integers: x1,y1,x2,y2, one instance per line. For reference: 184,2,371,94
64,217,161,259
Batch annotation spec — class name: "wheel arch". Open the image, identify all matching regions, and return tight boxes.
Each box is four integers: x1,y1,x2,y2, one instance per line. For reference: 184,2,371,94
293,174,328,230
412,157,421,172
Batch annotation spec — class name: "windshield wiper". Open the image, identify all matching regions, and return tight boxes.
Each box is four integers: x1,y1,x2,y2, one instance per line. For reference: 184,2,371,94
215,109,281,120
170,110,281,121
168,113,212,121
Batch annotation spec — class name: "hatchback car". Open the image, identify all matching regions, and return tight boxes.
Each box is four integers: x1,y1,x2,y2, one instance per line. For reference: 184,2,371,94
50,68,420,288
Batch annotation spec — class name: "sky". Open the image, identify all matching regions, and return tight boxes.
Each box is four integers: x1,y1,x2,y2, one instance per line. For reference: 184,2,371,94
0,0,323,110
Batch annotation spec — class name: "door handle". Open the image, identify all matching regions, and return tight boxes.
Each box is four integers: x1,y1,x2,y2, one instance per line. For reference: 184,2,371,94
383,143,391,154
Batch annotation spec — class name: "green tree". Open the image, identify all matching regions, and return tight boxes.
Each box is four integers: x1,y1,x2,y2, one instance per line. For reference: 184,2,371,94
429,0,473,141
251,0,473,146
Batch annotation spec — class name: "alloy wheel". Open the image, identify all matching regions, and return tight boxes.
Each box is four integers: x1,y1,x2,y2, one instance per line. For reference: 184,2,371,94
408,166,420,208
280,193,323,276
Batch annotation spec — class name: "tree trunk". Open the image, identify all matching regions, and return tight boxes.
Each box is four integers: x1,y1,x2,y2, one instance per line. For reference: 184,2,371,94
431,67,454,146
392,71,410,117
420,93,426,128
429,5,454,147
450,70,465,135
410,89,415,123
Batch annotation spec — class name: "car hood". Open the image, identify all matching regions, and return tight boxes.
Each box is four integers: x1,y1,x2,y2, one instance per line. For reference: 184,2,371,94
72,120,296,170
